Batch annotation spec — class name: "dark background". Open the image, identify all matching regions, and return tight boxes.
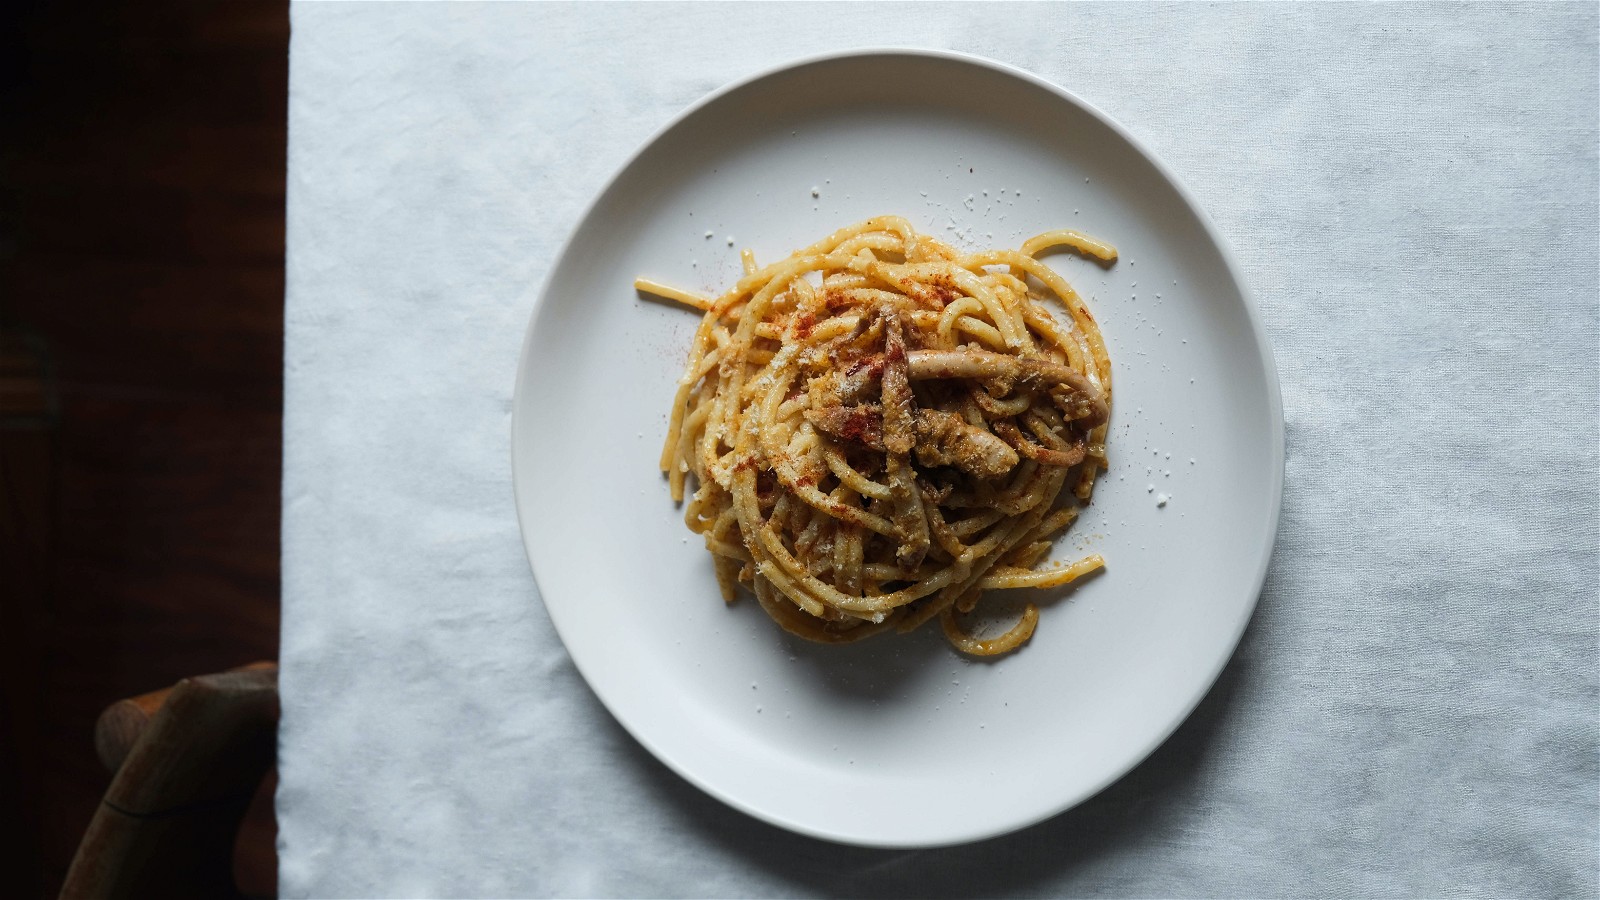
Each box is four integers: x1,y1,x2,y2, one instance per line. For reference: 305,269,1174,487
1,1,288,895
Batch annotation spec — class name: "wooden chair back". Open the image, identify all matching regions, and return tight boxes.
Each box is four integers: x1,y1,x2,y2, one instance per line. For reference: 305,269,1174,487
60,662,278,900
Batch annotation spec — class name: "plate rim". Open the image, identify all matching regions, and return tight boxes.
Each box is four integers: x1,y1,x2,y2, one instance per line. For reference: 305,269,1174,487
510,46,1285,848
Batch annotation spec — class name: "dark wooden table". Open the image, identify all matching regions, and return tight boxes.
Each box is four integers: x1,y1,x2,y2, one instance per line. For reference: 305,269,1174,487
1,2,289,895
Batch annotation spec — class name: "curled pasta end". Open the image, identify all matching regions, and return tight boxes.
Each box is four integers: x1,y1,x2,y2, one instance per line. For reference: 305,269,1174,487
941,602,1040,657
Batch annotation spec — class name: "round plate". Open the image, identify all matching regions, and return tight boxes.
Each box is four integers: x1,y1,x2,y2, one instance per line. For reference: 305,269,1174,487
512,49,1282,847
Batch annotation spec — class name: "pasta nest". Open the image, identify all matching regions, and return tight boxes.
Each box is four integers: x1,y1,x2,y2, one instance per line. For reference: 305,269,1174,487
648,216,1115,656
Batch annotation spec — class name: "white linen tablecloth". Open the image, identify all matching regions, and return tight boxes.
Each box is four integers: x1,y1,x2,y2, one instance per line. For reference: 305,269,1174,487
280,3,1599,896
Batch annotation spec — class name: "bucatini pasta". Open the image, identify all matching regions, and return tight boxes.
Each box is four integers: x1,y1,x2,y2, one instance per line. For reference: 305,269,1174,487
640,216,1114,656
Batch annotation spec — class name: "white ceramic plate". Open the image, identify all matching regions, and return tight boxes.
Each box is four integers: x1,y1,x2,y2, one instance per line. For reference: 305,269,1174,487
512,49,1282,848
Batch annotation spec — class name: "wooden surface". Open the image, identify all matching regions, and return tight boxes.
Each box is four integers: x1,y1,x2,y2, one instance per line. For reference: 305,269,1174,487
0,2,289,896
63,664,279,900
